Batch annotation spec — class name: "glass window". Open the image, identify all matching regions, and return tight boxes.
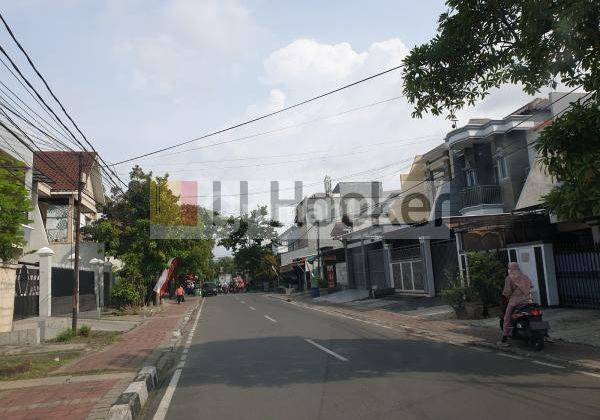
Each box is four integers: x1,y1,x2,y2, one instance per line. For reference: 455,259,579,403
46,204,68,242
465,168,477,186
495,156,508,180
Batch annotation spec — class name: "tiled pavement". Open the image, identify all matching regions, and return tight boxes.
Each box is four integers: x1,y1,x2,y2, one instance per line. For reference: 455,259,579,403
0,298,197,420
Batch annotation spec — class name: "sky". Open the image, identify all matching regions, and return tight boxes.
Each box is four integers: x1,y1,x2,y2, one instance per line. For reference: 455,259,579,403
0,1,561,256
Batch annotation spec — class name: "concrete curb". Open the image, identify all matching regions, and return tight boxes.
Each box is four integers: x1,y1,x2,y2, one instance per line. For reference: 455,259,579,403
107,301,200,420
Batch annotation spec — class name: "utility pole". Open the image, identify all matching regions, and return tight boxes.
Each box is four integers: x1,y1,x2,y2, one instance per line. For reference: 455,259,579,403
72,152,83,333
316,221,321,281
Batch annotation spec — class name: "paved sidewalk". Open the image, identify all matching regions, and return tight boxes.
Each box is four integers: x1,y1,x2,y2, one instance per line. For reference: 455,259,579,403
272,294,600,372
0,297,198,420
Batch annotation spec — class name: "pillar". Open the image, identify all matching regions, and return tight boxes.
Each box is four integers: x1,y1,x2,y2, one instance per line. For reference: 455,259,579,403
36,247,54,317
383,241,393,288
90,258,104,309
419,236,435,297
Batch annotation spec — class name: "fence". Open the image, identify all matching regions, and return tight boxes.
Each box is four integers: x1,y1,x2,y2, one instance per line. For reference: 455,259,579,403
390,244,424,293
51,268,96,314
13,263,39,320
553,242,600,309
430,239,458,294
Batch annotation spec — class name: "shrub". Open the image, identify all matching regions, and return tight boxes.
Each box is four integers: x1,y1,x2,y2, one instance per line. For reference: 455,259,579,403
441,275,469,311
467,251,505,316
79,325,91,337
111,278,143,308
55,328,75,342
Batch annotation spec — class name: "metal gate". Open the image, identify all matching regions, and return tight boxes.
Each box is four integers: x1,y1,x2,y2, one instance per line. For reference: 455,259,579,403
390,244,424,292
553,242,600,309
349,248,366,289
367,248,388,289
13,263,39,320
430,239,458,294
51,268,96,314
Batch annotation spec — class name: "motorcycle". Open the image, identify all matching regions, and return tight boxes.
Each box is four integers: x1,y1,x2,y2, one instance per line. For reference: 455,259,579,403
499,301,550,351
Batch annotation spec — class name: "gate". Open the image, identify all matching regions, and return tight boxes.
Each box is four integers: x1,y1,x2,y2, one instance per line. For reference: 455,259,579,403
51,268,96,315
367,248,388,289
553,242,600,309
430,239,458,294
13,263,39,320
349,248,365,289
390,244,425,292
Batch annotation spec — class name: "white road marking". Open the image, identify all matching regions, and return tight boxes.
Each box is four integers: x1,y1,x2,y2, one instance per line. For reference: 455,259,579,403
497,353,524,360
305,339,349,362
249,306,256,310
153,298,205,420
264,315,277,323
578,371,600,379
241,300,246,304
532,360,564,369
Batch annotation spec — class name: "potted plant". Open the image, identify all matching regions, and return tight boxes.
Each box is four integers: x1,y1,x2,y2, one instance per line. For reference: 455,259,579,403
0,159,32,332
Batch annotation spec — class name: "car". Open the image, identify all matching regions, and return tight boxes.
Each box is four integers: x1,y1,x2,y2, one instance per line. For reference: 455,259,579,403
201,282,218,297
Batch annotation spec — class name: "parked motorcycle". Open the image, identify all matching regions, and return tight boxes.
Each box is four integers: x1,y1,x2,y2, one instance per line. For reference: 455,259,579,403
499,302,550,351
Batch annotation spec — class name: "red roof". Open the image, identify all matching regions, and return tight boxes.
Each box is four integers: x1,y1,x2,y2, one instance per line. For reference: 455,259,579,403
33,151,96,191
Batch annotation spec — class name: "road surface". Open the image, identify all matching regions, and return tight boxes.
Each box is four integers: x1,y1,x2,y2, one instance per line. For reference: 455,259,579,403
146,294,600,420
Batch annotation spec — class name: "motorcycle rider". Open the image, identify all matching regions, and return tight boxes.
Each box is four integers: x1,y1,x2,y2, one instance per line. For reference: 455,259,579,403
499,262,532,347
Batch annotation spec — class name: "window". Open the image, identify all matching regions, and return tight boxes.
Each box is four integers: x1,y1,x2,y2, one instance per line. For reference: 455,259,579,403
46,204,68,242
495,156,508,180
465,168,477,186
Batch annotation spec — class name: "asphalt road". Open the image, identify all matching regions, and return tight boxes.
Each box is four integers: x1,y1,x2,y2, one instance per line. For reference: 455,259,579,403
149,294,600,420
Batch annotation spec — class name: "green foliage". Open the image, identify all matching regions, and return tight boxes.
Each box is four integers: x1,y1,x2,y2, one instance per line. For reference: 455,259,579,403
78,325,91,337
441,277,468,311
0,153,31,262
111,276,143,308
213,256,236,275
467,251,505,310
85,166,216,305
402,1,600,220
55,328,75,342
402,0,599,120
219,206,281,287
535,100,600,219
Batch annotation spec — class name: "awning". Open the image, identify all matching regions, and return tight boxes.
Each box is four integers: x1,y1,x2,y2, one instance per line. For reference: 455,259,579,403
382,221,452,240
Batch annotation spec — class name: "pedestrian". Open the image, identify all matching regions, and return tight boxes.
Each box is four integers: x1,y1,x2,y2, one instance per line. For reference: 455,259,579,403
499,262,532,347
176,284,185,304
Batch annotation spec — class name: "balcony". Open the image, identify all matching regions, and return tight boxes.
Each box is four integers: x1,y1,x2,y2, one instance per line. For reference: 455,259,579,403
460,185,503,215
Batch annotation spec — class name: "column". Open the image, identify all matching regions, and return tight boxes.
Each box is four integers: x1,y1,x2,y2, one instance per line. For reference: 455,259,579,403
36,247,54,317
89,258,104,309
383,241,393,288
419,236,435,297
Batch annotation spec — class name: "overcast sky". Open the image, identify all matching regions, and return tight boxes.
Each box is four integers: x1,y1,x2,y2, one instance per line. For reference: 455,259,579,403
0,1,561,256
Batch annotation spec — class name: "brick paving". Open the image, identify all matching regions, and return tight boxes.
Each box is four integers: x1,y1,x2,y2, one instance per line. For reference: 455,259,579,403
0,379,118,420
0,298,197,420
60,298,196,374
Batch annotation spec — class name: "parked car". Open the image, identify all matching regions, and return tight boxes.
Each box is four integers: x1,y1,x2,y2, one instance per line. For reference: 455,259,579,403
201,282,218,297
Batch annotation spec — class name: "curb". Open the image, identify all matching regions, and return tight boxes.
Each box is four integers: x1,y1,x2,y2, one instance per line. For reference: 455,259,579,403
107,301,200,420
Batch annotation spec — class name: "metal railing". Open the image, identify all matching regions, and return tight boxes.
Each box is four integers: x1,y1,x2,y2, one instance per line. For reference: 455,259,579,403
460,185,502,209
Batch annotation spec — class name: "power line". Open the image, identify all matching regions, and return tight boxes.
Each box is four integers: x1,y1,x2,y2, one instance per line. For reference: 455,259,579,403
117,136,441,175
111,72,404,166
112,95,408,166
0,12,127,191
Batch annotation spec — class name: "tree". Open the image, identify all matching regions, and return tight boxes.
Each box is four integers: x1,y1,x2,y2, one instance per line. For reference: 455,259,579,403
535,102,600,219
86,166,215,304
219,206,281,287
467,251,505,316
402,0,600,219
0,153,31,262
213,256,236,275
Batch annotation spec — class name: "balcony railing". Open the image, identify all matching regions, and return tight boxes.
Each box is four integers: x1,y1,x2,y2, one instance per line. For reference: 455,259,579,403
460,185,502,209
